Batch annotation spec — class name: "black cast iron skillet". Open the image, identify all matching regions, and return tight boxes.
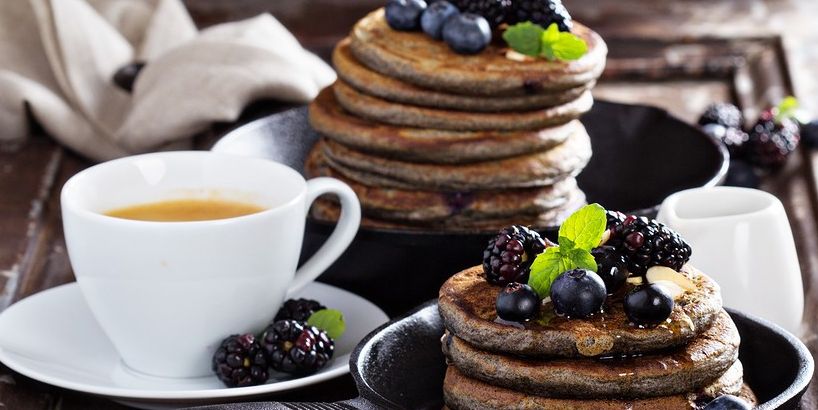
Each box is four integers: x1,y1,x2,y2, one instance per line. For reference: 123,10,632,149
212,101,729,316
191,303,813,410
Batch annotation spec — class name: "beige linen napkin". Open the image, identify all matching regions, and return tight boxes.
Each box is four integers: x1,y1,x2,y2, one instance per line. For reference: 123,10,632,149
0,0,336,161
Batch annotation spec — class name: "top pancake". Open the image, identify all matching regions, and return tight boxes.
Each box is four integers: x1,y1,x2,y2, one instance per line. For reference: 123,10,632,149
439,265,723,358
350,9,607,96
334,38,593,112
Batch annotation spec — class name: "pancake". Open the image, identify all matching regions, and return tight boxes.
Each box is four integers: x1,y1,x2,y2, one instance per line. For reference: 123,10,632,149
309,88,581,164
334,38,594,112
349,9,607,96
443,364,756,410
305,148,579,222
310,191,586,233
439,266,723,358
442,310,740,398
318,129,592,191
333,80,594,131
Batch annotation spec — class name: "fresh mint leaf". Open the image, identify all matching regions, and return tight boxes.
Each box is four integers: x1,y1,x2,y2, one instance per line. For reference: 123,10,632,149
528,247,571,298
540,23,588,62
566,247,598,272
528,203,607,298
558,236,575,250
551,32,588,61
542,22,560,44
558,203,607,250
776,96,799,122
503,22,544,56
307,309,346,340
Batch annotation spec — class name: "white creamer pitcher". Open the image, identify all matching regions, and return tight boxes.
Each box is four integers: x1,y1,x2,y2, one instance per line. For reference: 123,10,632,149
657,187,803,334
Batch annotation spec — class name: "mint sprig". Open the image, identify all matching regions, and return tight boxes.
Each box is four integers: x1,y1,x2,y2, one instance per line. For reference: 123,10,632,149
503,22,588,62
502,22,544,57
775,96,799,123
307,309,346,340
527,203,606,298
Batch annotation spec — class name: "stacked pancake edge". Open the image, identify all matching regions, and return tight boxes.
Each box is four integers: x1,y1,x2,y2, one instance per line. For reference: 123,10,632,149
305,8,607,232
438,266,758,409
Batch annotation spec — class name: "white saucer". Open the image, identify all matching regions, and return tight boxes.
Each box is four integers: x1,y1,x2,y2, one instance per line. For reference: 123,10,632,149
0,282,388,409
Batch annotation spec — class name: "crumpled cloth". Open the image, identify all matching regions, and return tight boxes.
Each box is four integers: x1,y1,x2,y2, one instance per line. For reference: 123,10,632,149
0,0,336,161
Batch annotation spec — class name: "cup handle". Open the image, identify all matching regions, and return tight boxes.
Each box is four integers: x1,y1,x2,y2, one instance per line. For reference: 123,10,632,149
287,177,360,296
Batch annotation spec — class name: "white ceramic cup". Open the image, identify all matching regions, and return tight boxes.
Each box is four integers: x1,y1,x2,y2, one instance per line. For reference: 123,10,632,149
60,151,361,378
657,187,803,334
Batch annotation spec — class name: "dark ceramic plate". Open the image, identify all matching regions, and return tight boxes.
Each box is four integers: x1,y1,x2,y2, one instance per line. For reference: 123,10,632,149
195,303,812,410
212,101,729,315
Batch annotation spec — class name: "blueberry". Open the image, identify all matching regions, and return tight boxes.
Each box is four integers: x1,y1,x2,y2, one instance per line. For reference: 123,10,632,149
801,120,818,149
591,246,628,294
421,1,459,39
442,13,492,55
385,0,428,31
624,284,674,327
703,395,752,410
496,282,540,322
724,159,760,188
550,269,606,318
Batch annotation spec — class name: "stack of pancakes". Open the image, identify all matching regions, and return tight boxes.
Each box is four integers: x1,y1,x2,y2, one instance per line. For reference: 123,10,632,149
305,9,607,232
438,266,757,409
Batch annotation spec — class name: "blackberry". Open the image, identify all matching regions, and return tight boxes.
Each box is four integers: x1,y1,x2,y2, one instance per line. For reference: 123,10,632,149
605,210,626,231
746,109,800,171
260,320,334,376
591,246,628,294
508,0,572,32
274,298,326,322
482,225,548,285
450,0,511,28
212,334,269,387
698,103,744,129
608,216,691,275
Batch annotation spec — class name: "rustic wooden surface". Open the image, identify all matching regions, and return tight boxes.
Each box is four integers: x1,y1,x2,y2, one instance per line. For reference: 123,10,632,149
0,2,816,409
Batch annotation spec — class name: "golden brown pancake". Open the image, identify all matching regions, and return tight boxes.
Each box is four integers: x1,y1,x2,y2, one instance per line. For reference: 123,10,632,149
442,310,739,398
317,129,592,191
305,148,579,222
334,38,594,112
309,88,581,164
443,364,756,410
333,80,594,131
439,266,723,358
349,9,607,96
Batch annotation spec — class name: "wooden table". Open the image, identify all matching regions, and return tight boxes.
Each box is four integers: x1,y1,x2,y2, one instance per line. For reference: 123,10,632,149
1,3,817,409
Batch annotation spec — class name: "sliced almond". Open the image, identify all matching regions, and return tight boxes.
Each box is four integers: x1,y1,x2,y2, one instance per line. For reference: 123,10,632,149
652,280,686,300
646,266,696,292
599,229,611,246
505,49,535,62
626,276,644,285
